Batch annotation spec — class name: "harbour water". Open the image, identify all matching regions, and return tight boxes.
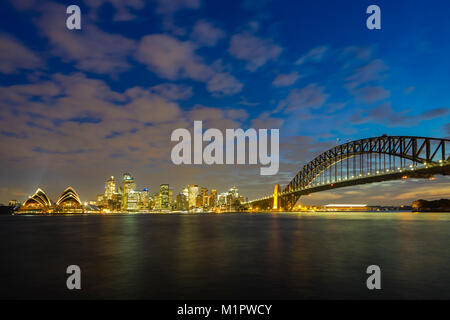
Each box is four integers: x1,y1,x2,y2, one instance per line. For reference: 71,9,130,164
1,211,450,299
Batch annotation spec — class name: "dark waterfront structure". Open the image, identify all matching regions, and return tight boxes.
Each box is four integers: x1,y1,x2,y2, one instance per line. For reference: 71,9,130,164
412,199,450,212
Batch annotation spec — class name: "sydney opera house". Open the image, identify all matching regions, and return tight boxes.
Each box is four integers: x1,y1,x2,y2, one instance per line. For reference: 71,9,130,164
17,187,84,214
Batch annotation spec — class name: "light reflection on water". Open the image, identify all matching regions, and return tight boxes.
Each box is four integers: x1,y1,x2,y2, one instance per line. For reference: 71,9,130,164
1,211,450,299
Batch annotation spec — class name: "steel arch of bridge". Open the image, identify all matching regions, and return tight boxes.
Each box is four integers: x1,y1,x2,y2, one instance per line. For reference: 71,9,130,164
246,135,450,210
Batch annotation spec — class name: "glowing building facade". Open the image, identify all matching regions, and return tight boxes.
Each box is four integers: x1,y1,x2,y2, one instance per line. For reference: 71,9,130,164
55,187,83,213
18,187,83,214
19,188,52,213
122,173,136,211
188,185,200,209
104,176,116,200
160,184,169,210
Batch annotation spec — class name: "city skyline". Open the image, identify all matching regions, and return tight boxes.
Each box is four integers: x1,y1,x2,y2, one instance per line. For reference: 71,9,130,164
15,171,247,213
0,0,449,205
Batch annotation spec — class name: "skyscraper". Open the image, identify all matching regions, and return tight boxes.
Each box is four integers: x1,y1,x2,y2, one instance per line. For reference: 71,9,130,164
160,184,169,210
125,190,139,211
229,186,239,199
201,187,208,207
104,176,116,200
122,173,136,210
187,185,200,209
210,189,217,208
176,193,188,211
169,188,173,207
138,188,150,209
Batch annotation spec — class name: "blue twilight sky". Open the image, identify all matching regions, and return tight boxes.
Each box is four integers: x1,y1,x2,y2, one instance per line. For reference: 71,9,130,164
0,0,449,204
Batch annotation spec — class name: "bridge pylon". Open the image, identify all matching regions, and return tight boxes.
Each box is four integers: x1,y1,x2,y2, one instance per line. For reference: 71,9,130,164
273,184,280,210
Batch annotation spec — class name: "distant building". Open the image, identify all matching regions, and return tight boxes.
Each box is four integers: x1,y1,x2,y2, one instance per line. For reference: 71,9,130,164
210,189,217,208
176,193,188,211
324,204,368,211
182,187,189,199
160,184,169,210
104,176,116,200
9,200,19,207
188,185,200,209
122,173,136,210
138,188,150,209
201,187,208,207
229,186,239,199
153,192,161,210
125,190,139,211
169,188,174,206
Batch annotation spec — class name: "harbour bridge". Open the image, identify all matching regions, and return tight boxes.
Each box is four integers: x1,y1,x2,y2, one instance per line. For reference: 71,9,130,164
244,135,450,211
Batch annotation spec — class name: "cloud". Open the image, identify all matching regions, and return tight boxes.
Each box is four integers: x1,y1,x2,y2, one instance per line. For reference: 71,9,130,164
191,20,226,46
0,34,44,74
154,0,201,35
0,72,252,187
272,71,300,87
207,72,243,96
346,59,388,89
419,108,449,120
280,136,335,164
86,0,146,21
354,86,390,104
136,34,212,81
136,34,241,96
444,123,450,135
8,0,38,10
295,46,328,65
229,32,282,71
276,84,328,113
404,86,416,94
149,83,193,100
0,73,185,157
188,105,248,130
238,97,259,106
340,46,372,61
155,0,201,14
250,112,284,129
34,2,136,74
349,103,449,127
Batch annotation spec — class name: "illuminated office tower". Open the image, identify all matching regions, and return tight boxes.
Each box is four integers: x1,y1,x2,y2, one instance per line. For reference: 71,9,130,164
125,190,139,211
104,176,116,200
96,194,105,206
188,185,200,209
138,188,150,209
217,192,228,206
201,187,208,207
229,186,239,199
196,194,203,208
176,193,188,211
182,187,189,199
169,188,173,206
122,173,136,210
160,184,169,210
153,192,161,210
210,189,217,208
